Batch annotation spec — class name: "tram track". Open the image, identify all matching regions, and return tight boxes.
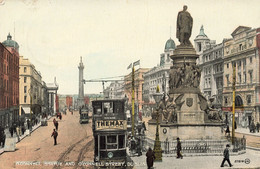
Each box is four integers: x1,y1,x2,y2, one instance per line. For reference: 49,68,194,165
53,136,90,169
74,138,94,169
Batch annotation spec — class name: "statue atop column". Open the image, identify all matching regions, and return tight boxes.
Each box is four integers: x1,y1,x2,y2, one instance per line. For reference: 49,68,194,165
176,5,193,46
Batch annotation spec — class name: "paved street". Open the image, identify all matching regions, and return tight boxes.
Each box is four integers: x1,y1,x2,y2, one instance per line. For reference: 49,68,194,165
236,128,260,149
132,149,260,169
0,112,94,169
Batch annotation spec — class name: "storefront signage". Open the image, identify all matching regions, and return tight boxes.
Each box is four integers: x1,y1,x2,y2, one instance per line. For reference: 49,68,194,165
96,120,127,130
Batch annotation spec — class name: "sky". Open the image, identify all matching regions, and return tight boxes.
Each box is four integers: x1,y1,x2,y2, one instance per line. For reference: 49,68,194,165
0,0,260,95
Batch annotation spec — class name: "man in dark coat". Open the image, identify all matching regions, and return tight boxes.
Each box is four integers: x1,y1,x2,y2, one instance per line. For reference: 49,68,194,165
51,129,58,145
225,125,230,137
146,147,155,169
176,137,183,159
9,125,13,137
55,121,59,131
53,118,56,126
220,144,233,167
257,122,260,133
2,131,6,148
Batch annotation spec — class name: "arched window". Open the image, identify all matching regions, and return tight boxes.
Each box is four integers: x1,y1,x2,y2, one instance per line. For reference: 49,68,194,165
235,96,243,108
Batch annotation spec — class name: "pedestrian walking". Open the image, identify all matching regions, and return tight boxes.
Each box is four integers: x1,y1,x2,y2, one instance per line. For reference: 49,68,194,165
220,144,233,167
53,118,56,126
225,125,230,137
1,131,6,148
51,129,58,145
55,121,59,131
257,122,260,133
22,125,25,135
9,125,13,137
176,137,183,159
146,147,155,169
27,119,30,130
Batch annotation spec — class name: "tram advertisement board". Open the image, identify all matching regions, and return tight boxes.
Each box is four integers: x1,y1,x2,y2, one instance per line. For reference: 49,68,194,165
95,120,127,130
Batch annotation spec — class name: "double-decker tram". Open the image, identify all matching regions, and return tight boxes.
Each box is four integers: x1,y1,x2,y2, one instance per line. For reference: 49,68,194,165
92,99,129,168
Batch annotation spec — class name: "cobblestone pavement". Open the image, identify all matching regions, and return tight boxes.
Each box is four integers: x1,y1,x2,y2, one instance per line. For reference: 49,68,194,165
0,111,94,169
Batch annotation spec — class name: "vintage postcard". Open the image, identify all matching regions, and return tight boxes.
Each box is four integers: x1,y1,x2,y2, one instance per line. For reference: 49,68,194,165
0,0,260,169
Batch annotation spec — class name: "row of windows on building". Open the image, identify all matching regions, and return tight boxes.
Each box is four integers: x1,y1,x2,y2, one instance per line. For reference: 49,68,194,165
204,64,224,76
224,95,252,105
205,78,223,90
225,70,253,84
0,78,19,94
226,57,253,69
203,50,222,63
1,62,19,75
0,50,19,65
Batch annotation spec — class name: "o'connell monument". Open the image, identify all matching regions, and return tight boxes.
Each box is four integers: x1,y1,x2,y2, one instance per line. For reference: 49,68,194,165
148,6,224,141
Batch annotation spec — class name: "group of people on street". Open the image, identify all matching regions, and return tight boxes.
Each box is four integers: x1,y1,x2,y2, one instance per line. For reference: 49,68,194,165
249,121,260,133
9,121,27,141
56,112,62,120
146,137,183,168
146,137,233,168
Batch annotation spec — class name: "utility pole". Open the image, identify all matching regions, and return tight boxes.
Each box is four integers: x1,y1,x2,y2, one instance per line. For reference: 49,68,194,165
132,67,135,137
232,63,236,144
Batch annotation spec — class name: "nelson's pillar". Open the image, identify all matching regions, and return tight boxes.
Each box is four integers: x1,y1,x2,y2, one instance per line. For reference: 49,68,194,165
78,56,85,108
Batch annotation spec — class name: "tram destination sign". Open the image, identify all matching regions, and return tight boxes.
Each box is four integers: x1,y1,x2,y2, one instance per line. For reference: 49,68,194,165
95,120,127,130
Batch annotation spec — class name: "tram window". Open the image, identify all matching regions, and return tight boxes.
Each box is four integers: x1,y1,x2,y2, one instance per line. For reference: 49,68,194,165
94,108,101,114
114,101,123,114
103,102,113,114
118,135,125,148
107,135,117,149
100,136,106,149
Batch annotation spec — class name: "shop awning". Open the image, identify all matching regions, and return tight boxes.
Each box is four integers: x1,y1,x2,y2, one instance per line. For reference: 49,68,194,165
22,107,31,114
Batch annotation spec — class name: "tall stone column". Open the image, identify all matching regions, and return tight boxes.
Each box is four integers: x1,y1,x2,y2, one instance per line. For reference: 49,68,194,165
78,57,85,108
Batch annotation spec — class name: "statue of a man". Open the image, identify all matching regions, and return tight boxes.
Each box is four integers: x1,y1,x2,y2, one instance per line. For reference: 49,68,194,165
176,5,193,46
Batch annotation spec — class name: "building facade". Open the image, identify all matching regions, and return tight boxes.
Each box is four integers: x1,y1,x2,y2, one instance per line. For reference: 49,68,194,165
19,56,43,120
223,26,260,127
124,68,149,111
103,81,125,99
66,95,73,109
194,26,224,108
143,38,175,111
46,79,59,115
0,33,19,128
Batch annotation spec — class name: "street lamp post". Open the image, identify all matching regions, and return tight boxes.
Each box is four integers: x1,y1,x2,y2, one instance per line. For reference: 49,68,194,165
232,63,236,144
152,85,163,162
28,88,33,135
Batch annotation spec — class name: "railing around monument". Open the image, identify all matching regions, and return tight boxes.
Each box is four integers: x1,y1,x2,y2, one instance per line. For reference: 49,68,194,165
143,137,246,155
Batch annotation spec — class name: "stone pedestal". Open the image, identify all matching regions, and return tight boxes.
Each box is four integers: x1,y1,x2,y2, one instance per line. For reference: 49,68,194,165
147,121,224,141
147,44,225,142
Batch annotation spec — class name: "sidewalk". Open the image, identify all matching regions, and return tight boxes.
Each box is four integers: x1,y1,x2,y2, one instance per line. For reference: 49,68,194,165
0,115,53,155
235,127,260,137
131,149,260,169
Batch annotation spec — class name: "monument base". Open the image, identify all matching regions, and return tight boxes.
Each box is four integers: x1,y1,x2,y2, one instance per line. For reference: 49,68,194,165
148,120,224,141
